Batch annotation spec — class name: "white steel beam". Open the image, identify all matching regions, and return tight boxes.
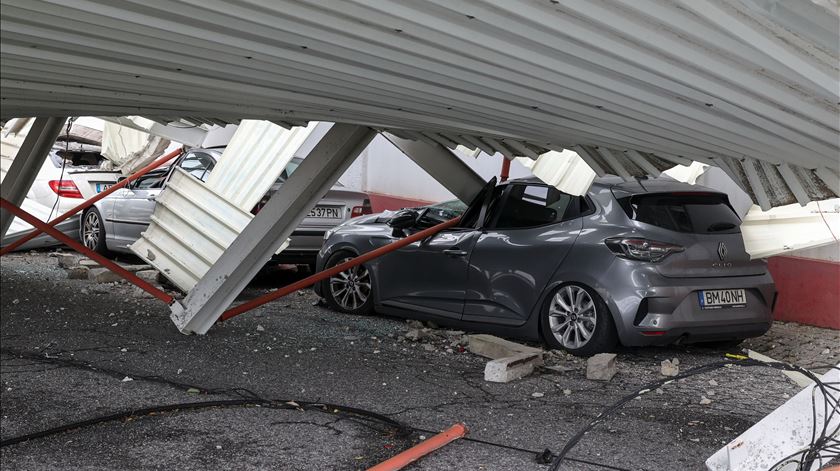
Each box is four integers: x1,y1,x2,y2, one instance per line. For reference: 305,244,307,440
383,133,486,204
170,124,376,334
0,116,66,238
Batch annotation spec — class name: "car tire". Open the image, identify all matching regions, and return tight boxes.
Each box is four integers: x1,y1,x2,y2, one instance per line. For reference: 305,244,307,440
540,283,618,357
80,207,110,256
322,251,375,316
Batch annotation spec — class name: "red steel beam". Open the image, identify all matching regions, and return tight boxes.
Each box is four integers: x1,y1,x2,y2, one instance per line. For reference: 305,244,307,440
367,423,468,471
219,216,462,322
0,148,183,256
0,197,174,304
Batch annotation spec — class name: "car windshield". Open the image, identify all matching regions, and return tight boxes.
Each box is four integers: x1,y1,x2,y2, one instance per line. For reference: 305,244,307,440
620,192,741,234
414,199,468,226
275,157,343,187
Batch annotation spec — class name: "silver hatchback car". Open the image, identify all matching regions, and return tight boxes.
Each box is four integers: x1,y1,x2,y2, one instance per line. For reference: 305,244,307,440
315,176,775,355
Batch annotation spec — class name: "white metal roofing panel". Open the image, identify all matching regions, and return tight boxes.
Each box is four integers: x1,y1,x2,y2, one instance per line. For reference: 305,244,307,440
205,120,318,211
0,0,837,208
129,167,289,291
740,199,840,259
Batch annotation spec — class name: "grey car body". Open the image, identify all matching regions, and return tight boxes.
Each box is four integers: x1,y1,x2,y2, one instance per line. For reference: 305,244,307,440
315,176,775,354
81,148,370,264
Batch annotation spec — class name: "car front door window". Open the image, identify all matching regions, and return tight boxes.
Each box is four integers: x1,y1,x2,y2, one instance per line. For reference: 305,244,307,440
178,152,215,182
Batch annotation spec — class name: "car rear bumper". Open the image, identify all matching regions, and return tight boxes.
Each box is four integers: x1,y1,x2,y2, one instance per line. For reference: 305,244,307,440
605,265,776,346
271,230,325,264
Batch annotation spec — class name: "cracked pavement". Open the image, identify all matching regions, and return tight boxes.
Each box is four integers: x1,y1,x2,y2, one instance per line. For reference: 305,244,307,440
1,252,838,470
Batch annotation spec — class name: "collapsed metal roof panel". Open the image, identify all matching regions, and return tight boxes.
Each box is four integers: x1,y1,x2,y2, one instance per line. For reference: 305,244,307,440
0,0,837,208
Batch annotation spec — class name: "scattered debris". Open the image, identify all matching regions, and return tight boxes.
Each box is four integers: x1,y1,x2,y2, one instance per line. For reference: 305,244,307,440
423,344,435,352
660,359,680,377
88,268,123,284
66,266,90,280
136,269,160,283
586,353,618,381
256,325,265,332
78,259,100,268
708,379,718,386
544,364,576,374
467,334,543,360
562,389,572,396
56,254,78,268
699,396,712,405
121,376,133,382
531,392,545,398
484,352,542,383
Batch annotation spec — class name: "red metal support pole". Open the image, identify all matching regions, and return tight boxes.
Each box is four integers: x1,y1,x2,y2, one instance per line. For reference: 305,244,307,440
500,156,511,182
0,148,183,255
219,216,462,322
0,197,174,304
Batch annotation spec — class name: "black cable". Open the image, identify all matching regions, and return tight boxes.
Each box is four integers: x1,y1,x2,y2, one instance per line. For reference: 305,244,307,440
47,118,75,221
549,357,839,471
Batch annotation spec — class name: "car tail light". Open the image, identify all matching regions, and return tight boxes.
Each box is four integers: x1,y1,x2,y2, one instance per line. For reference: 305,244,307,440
48,180,83,198
605,237,684,263
350,199,373,218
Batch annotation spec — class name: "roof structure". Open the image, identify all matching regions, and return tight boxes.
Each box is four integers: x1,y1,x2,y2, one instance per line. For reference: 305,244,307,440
1,0,838,209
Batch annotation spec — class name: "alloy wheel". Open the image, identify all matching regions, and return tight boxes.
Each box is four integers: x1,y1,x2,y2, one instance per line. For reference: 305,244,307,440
328,257,371,311
83,211,100,250
548,285,597,349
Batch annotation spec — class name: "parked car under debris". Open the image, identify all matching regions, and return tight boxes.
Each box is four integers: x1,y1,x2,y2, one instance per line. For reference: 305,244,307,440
315,176,776,355
79,147,371,267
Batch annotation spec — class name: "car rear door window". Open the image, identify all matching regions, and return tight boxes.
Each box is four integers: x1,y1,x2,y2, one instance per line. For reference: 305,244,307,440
493,184,577,229
621,193,741,234
179,152,215,182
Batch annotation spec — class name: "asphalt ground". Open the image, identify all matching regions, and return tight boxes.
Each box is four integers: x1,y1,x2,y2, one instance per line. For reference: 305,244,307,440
1,252,838,470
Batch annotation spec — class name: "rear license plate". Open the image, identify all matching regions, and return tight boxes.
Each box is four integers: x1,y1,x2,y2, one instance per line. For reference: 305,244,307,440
308,206,342,219
95,183,112,193
698,289,747,310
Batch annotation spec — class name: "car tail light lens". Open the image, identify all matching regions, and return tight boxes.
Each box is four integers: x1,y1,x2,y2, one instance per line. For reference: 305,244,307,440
605,237,684,263
350,199,373,218
48,180,83,198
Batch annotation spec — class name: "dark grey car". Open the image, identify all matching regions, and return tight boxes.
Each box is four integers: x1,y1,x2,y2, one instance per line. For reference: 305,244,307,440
315,176,776,355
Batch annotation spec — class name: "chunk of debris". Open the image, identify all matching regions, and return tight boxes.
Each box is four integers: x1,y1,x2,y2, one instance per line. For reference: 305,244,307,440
423,344,435,352
586,353,618,381
708,379,718,386
136,269,160,283
405,328,433,341
544,364,576,374
67,266,90,280
699,396,712,405
484,352,542,383
468,334,543,360
256,325,265,332
56,254,79,268
531,392,545,398
118,263,152,273
79,258,100,268
89,268,123,283
121,376,133,382
661,359,680,377
562,389,572,396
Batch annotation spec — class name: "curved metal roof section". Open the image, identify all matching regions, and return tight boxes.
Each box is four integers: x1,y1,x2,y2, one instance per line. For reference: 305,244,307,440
1,0,838,209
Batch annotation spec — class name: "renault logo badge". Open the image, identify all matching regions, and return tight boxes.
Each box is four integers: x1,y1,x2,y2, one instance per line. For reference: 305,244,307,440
718,242,728,261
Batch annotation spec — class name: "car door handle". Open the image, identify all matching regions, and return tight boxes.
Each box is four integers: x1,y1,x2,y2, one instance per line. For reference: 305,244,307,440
146,196,156,201
443,249,468,257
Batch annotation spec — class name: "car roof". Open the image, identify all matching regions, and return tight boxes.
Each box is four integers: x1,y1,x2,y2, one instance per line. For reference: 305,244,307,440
507,175,721,195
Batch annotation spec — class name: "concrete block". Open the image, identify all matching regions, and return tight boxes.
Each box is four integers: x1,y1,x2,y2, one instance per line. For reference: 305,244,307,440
88,267,123,283
66,266,90,279
79,259,100,268
56,254,79,268
468,334,543,361
660,359,679,377
136,269,160,283
118,263,152,273
586,353,618,381
484,353,542,383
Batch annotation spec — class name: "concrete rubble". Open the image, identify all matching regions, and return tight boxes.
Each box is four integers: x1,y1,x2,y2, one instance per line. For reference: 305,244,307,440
88,268,124,284
467,334,543,360
484,352,543,383
66,266,89,279
586,353,618,381
56,253,78,268
660,358,680,377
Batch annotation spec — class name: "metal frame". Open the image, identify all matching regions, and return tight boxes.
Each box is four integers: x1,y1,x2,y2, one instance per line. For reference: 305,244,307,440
171,124,376,334
0,116,66,238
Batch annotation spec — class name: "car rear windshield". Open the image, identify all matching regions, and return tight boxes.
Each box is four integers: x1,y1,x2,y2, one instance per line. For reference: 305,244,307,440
619,192,741,234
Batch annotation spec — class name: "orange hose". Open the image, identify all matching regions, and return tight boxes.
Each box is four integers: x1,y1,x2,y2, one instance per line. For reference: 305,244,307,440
367,423,468,471
1,148,182,256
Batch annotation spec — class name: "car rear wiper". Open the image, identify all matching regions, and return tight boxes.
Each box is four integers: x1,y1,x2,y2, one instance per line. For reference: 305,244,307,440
707,222,738,232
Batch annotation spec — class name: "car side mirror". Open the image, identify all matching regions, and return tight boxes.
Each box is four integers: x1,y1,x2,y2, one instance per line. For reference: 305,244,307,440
387,209,420,237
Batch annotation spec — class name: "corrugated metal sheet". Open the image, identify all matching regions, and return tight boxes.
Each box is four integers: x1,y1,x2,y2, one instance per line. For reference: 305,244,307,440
129,167,290,291
740,199,840,259
0,0,837,209
206,120,318,211
514,151,596,196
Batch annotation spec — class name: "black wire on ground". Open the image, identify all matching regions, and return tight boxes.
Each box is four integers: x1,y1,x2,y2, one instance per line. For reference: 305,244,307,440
0,348,628,470
548,356,840,471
